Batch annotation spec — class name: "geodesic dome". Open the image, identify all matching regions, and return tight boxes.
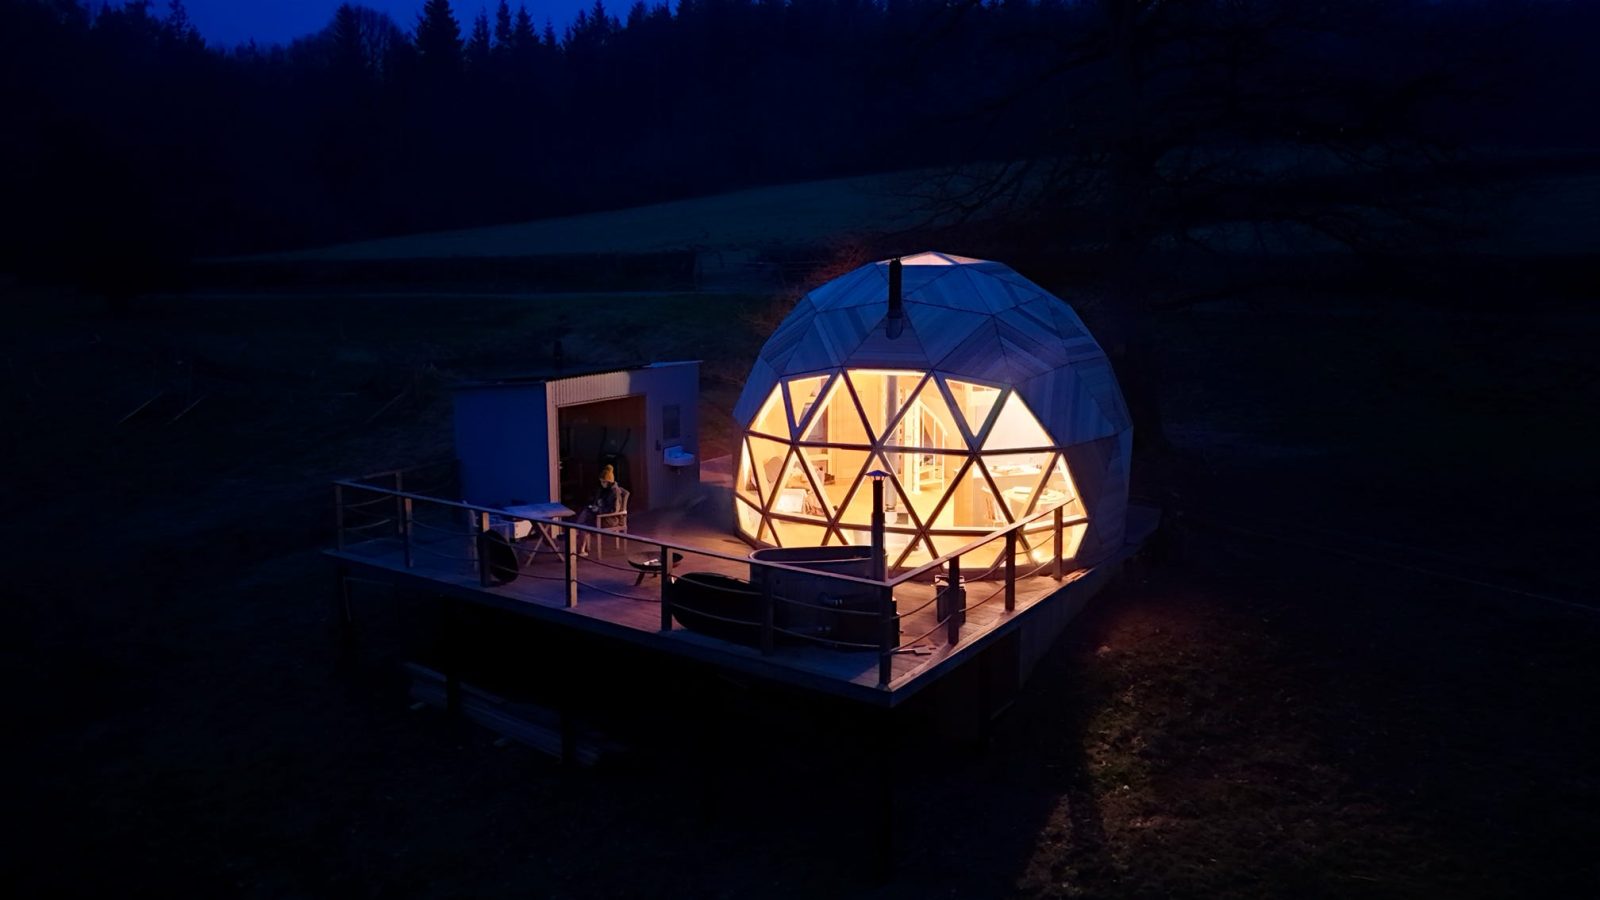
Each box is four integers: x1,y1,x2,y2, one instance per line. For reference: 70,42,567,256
731,252,1133,570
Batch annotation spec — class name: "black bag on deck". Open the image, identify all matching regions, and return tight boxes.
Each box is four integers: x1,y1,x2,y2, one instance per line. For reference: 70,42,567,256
477,530,519,585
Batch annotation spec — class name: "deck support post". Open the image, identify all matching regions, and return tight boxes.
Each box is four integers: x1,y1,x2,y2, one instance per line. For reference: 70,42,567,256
402,497,415,569
1004,530,1017,612
1053,507,1065,579
563,524,578,608
877,585,895,689
477,510,492,587
659,543,673,631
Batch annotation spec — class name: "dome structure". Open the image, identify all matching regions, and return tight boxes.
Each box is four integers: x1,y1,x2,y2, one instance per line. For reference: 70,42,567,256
731,252,1133,570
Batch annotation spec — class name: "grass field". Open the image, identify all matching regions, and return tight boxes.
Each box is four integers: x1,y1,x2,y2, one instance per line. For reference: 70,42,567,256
249,170,945,263
5,167,1598,896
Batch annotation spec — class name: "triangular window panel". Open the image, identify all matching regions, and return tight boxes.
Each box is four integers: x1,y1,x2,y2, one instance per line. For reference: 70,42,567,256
890,531,938,570
1035,454,1081,515
805,446,869,524
822,450,879,529
749,385,790,440
963,531,1012,574
980,453,1053,523
758,518,778,547
770,450,828,520
982,391,1053,451
944,378,1004,449
736,438,761,503
786,374,832,438
800,374,866,446
888,449,962,526
1020,517,1065,565
734,495,762,538
882,377,961,455
845,369,921,445
878,372,933,449
800,371,851,441
871,452,928,535
835,524,871,549
770,518,827,549
747,434,792,506
939,457,1006,529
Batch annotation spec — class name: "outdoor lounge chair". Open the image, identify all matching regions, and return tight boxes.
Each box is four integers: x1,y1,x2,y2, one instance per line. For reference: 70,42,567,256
593,486,628,559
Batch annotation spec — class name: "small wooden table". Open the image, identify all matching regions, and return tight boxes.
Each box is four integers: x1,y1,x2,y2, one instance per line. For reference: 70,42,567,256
502,502,576,560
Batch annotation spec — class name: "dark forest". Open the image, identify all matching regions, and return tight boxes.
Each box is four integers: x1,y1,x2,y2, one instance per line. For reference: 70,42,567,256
5,0,1596,282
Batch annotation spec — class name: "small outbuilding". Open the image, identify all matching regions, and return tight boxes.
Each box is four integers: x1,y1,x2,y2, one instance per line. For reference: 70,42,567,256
731,252,1132,570
454,361,701,513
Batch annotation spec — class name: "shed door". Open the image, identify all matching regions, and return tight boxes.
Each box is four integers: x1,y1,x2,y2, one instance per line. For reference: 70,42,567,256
558,395,648,512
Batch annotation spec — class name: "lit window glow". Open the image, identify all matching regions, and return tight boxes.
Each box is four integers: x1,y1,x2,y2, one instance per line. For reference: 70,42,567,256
737,370,1087,567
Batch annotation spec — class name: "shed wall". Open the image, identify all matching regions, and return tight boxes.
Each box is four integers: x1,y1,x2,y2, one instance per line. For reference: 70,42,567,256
454,383,557,507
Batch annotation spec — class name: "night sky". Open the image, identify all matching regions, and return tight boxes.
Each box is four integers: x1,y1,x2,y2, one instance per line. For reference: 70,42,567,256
179,0,599,48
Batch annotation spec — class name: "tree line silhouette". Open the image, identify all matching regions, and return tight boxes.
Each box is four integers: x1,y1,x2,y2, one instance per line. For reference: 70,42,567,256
2,0,1595,286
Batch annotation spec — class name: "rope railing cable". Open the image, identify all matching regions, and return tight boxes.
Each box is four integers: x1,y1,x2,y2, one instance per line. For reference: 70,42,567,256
894,591,943,619
900,611,956,649
963,582,1007,615
408,518,470,536
576,554,644,575
341,494,395,510
1022,558,1056,579
340,504,396,522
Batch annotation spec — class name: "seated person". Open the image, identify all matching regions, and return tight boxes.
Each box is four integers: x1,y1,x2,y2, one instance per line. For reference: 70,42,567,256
572,464,621,554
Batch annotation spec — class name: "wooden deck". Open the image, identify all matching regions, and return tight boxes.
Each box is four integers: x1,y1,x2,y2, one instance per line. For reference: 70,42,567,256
330,502,1156,706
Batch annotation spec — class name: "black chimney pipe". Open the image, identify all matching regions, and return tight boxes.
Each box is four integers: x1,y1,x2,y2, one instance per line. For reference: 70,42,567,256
886,257,904,339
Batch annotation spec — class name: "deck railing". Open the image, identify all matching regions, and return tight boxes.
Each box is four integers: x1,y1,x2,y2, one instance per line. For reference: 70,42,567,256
333,479,1087,688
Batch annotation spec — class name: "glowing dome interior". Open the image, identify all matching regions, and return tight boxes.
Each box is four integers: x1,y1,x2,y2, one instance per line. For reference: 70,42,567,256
731,252,1132,570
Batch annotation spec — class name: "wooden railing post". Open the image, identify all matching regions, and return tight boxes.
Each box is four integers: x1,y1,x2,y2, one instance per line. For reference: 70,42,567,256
477,510,492,586
1004,529,1017,612
563,524,578,607
401,497,415,568
945,555,963,645
1053,506,1065,579
334,483,345,552
877,584,895,689
659,543,673,631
